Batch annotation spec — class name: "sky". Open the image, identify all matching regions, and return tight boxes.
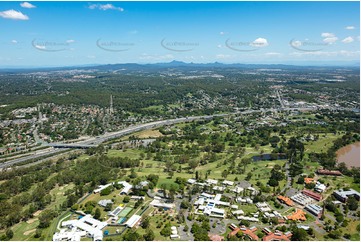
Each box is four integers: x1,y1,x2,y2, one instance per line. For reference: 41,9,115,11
0,1,359,67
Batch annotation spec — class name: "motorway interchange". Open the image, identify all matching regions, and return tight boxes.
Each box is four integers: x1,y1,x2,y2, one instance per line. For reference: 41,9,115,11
0,107,317,169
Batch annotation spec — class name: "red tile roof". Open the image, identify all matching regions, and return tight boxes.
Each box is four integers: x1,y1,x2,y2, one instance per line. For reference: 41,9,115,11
287,209,307,221
304,177,314,184
262,230,292,241
209,234,224,241
228,225,259,241
277,195,294,206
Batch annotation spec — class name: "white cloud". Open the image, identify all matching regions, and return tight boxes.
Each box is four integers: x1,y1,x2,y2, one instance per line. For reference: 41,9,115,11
321,32,338,44
11,40,18,44
321,32,335,38
321,33,338,44
216,54,231,59
323,37,338,44
20,2,36,8
339,50,360,57
66,39,75,43
289,51,335,57
265,52,282,57
139,53,174,61
0,9,29,20
341,36,354,43
291,40,302,47
250,38,269,47
217,44,222,48
220,31,226,35
289,50,359,58
345,26,355,30
34,44,46,50
184,56,195,60
88,4,124,12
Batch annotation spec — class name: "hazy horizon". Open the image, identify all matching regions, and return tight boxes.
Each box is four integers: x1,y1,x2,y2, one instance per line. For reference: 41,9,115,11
0,1,359,67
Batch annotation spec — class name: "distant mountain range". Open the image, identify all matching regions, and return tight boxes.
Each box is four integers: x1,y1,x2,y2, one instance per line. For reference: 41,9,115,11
0,60,359,73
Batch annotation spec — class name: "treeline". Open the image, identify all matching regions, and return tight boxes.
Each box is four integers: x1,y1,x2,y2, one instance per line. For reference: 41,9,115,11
309,132,359,169
0,155,141,230
0,72,271,116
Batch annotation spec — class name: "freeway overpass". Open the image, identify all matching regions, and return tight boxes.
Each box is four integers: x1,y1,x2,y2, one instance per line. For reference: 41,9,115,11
0,114,218,169
0,107,319,169
47,143,98,149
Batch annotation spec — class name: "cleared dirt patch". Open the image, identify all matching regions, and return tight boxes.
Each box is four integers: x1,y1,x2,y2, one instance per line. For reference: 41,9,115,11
26,218,38,224
135,129,163,139
33,210,42,217
23,229,36,236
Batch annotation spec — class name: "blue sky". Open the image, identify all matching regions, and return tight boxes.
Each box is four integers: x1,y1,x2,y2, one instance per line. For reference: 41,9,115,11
0,1,359,67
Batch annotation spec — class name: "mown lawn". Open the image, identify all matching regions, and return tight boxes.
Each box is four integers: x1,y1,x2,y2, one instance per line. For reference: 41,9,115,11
9,219,39,241
304,133,342,153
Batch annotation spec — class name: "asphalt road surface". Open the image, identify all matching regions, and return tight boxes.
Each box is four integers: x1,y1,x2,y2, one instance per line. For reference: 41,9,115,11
0,107,317,169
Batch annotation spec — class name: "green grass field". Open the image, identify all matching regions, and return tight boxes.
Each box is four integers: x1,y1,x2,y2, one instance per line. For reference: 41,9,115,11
304,133,342,153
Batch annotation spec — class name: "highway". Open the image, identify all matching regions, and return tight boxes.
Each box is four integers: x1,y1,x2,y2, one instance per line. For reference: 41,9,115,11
0,114,219,169
0,107,317,169
0,148,70,169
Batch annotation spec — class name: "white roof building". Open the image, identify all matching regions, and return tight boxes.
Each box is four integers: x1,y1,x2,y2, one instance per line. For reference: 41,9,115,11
231,204,239,209
93,183,112,194
59,215,107,241
237,215,259,222
125,215,141,228
206,179,218,185
305,204,323,217
232,187,244,194
196,182,206,186
131,196,145,200
200,192,214,199
199,206,225,218
194,197,205,206
222,180,234,186
139,181,149,187
273,211,283,218
291,193,315,206
214,194,222,202
213,186,226,192
333,189,361,202
53,229,86,241
314,182,326,193
237,197,247,203
150,198,175,209
216,200,231,207
171,226,178,238
187,178,197,184
264,212,275,218
98,199,113,207
256,202,272,212
118,181,133,195
247,186,258,195
297,225,310,230
232,210,245,215
236,197,253,204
